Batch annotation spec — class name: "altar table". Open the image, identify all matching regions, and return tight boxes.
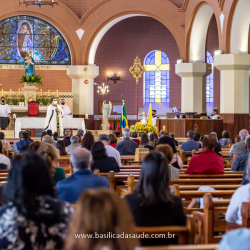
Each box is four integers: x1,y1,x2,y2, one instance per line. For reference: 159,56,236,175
14,117,85,138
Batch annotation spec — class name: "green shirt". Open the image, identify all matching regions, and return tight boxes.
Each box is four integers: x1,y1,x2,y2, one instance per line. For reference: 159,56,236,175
53,167,66,185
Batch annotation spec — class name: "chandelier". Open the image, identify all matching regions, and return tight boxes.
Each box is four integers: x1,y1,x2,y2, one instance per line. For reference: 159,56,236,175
19,0,58,7
97,83,109,96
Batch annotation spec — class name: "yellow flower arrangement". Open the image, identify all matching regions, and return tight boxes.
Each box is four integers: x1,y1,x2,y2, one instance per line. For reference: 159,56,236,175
130,122,157,134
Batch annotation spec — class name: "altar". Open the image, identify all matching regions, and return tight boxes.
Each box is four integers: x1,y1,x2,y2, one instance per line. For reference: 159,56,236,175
14,117,85,138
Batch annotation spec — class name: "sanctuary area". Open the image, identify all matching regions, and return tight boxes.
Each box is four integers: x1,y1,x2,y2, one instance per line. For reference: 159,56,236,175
0,0,249,250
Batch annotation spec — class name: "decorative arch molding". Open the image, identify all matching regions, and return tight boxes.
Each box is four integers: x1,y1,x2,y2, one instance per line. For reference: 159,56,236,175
188,4,214,62
80,0,185,65
230,0,250,53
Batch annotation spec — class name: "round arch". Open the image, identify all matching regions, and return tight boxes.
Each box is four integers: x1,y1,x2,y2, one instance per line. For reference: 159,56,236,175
230,0,250,53
189,4,214,62
81,0,185,65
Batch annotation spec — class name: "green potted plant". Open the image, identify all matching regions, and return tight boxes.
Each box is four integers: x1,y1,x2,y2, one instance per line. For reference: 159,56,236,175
20,74,43,86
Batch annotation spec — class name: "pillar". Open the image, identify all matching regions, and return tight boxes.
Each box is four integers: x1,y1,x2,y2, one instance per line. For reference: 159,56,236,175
67,65,99,115
175,63,211,113
214,54,250,140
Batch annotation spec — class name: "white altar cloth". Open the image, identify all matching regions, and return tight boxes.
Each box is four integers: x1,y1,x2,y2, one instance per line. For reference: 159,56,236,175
14,117,85,138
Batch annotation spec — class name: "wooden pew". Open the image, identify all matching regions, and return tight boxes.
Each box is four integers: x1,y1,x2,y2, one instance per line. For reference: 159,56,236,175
179,150,196,164
192,194,230,244
135,215,196,245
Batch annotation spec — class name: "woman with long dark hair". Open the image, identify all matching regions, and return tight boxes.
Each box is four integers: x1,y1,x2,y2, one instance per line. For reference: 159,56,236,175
56,140,67,155
91,141,119,172
81,131,95,151
125,151,186,246
0,153,73,249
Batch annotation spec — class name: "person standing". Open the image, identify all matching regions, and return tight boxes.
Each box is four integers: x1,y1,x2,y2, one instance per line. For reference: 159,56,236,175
44,97,63,137
60,98,72,118
152,109,157,127
0,97,11,130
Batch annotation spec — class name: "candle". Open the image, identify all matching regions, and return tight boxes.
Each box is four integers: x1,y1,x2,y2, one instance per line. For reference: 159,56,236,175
107,72,109,77
40,89,42,97
56,90,58,97
1,89,3,97
10,89,12,96
163,126,166,130
13,114,16,119
111,72,113,77
48,90,50,97
18,89,20,96
118,72,120,77
85,114,88,119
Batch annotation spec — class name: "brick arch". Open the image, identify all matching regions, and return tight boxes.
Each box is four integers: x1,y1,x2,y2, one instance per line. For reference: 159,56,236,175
80,0,185,65
0,1,80,64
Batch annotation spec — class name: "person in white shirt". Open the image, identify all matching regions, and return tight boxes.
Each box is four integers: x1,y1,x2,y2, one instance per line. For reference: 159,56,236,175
211,109,220,119
152,109,157,127
0,97,11,130
60,99,72,118
98,134,122,167
225,154,250,225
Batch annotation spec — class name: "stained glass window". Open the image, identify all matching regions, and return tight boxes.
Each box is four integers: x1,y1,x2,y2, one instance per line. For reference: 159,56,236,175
0,15,71,65
144,50,170,103
206,51,214,103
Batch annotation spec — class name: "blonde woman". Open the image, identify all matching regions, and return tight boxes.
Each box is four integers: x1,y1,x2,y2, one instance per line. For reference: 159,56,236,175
64,189,139,250
37,143,66,185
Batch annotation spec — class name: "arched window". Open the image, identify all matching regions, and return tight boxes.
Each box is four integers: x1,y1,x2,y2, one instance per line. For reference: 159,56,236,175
144,50,170,103
0,15,71,65
206,51,214,103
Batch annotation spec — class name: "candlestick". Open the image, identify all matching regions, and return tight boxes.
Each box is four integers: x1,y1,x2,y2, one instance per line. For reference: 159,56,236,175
56,90,58,97
48,90,50,97
18,89,20,97
85,114,88,119
1,89,3,97
13,114,16,119
163,126,165,130
40,89,42,97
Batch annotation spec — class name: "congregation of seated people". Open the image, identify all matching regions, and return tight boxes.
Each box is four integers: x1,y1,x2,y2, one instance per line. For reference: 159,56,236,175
1,127,250,249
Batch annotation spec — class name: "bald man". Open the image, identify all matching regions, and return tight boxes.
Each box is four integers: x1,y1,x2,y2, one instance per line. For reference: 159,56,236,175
55,148,109,203
230,129,249,158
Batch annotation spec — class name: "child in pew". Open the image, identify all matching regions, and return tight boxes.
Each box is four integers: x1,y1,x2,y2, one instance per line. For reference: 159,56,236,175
187,186,221,209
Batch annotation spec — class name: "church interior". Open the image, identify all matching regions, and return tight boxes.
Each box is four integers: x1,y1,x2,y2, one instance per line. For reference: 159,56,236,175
0,0,250,249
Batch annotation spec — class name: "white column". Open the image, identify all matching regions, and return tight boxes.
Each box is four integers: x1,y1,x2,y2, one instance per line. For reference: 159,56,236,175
214,54,250,114
67,65,99,115
175,63,211,113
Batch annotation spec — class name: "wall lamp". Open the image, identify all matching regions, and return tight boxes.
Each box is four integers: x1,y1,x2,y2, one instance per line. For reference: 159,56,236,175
107,72,120,84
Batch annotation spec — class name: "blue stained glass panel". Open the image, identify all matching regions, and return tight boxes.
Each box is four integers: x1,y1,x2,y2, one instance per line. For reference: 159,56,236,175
144,50,170,103
206,51,214,103
0,15,71,65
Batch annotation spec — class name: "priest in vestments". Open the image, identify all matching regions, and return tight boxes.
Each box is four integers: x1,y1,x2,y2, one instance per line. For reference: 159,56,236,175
0,97,11,130
44,97,63,137
60,99,72,118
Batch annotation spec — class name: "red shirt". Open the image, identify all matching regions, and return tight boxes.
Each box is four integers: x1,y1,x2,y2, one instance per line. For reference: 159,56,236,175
131,138,140,146
109,143,117,148
185,150,224,175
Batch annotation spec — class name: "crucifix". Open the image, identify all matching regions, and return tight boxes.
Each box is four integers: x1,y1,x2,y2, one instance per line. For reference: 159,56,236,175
129,56,145,121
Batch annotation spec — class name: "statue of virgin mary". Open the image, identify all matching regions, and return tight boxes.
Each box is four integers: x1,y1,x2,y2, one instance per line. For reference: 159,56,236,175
24,50,35,77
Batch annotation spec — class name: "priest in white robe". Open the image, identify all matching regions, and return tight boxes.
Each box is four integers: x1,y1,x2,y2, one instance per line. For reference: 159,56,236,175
60,98,72,118
0,97,11,129
152,109,157,127
44,97,63,137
